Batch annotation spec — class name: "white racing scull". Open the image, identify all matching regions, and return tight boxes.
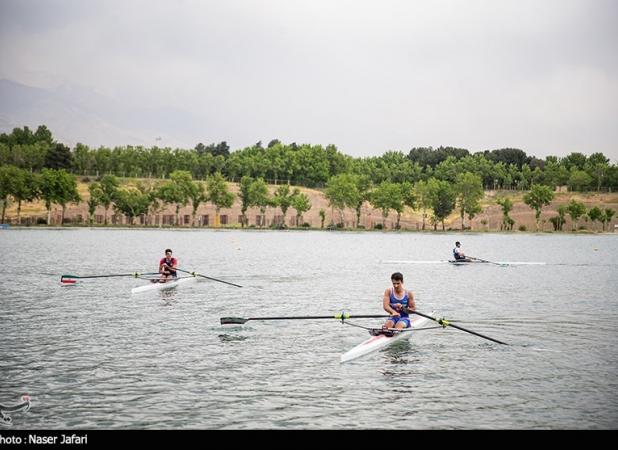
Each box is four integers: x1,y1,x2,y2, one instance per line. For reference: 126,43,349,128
131,275,198,294
340,311,434,363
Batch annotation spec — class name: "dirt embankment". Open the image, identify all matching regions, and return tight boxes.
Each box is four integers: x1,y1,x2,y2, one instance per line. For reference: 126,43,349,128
4,179,618,232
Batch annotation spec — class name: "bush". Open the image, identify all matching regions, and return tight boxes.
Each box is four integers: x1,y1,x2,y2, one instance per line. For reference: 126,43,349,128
518,225,527,232
374,223,383,230
270,223,287,230
301,222,311,228
36,217,47,225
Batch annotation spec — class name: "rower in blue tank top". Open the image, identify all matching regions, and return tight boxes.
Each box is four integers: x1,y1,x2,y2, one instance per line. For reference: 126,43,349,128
382,272,416,331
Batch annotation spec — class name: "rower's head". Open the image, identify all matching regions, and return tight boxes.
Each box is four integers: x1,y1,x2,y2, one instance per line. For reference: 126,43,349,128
391,272,404,288
455,241,461,247
165,249,173,257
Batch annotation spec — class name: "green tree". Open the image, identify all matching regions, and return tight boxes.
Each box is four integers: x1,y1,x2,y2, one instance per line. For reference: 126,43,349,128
272,184,300,227
523,184,554,231
99,175,120,225
563,152,587,170
400,181,417,229
113,184,152,225
455,172,484,230
55,170,81,225
601,208,615,231
427,178,456,231
568,169,592,192
249,178,271,227
413,180,432,230
44,143,73,170
156,179,188,226
370,182,404,229
291,192,312,226
550,204,568,231
319,209,326,229
352,175,372,228
38,169,81,225
206,172,234,227
87,182,103,224
188,181,208,227
325,174,358,226
73,143,94,175
566,199,587,231
11,168,38,223
238,176,254,227
496,197,514,231
169,170,197,225
587,206,603,231
0,165,18,223
34,125,54,145
585,153,610,192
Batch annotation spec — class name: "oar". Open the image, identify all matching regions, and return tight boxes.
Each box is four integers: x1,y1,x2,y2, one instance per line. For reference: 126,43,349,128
175,268,243,288
409,310,508,345
60,272,157,283
221,312,389,325
468,256,506,266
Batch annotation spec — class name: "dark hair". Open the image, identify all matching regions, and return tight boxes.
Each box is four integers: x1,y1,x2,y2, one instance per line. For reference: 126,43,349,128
165,249,173,254
391,272,404,282
455,241,460,246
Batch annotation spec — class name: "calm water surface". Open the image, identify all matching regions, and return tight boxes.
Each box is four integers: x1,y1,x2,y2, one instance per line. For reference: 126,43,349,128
1,229,617,429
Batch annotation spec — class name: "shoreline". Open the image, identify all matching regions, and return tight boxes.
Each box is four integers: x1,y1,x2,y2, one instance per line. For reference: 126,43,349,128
1,223,616,235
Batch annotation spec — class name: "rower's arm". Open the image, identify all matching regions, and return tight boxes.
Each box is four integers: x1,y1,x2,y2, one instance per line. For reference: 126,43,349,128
383,289,398,315
407,291,416,311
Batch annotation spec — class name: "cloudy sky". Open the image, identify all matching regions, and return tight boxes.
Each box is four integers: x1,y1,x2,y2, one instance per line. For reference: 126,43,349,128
1,0,617,160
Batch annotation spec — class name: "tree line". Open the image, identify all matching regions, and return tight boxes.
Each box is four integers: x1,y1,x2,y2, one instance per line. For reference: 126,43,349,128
0,125,616,231
0,165,313,229
2,125,617,191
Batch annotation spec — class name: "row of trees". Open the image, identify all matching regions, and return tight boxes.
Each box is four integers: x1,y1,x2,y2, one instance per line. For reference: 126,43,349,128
323,172,484,231
2,125,617,192
1,163,616,232
0,165,313,228
494,185,615,232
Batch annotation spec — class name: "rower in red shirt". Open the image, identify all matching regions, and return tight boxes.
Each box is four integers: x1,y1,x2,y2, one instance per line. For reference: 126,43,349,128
159,248,178,282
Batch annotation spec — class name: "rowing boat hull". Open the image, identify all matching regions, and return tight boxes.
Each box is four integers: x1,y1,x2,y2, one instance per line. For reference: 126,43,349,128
448,259,486,265
131,276,197,294
340,312,433,363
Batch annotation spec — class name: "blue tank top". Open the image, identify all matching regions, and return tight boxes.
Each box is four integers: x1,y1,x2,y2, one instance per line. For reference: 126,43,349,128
389,288,410,317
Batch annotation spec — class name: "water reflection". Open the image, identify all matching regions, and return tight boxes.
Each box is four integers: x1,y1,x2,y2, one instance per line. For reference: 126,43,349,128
218,334,249,342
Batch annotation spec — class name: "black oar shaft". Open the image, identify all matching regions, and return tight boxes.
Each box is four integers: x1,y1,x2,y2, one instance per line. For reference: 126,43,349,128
220,313,388,325
249,314,386,321
443,322,507,345
411,310,507,345
176,268,242,288
61,272,148,280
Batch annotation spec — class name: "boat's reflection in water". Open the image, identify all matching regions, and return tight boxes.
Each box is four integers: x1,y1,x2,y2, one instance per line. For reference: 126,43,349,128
160,288,180,306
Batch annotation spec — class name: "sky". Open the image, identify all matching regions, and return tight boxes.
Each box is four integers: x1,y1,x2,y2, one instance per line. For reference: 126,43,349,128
1,0,617,161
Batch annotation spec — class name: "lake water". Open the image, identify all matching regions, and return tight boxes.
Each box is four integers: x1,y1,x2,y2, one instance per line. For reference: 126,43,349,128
1,228,617,429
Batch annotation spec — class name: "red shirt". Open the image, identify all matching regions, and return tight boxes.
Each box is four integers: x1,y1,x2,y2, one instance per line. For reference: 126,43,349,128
159,257,178,271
